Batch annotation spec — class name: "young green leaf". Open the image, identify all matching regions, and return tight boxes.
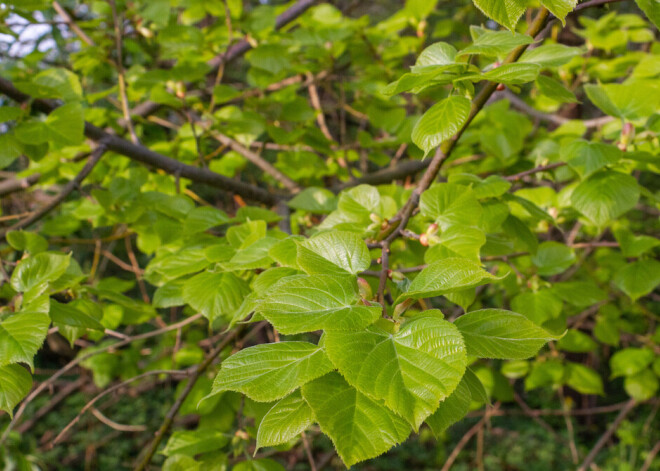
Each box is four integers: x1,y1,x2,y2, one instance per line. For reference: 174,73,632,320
209,341,334,402
296,230,371,275
256,390,314,450
458,30,534,57
419,183,482,230
258,275,381,334
425,375,471,437
571,170,640,228
560,140,621,179
472,0,527,31
10,252,71,294
635,0,660,28
398,258,501,302
412,96,471,157
324,314,467,429
0,364,32,418
536,75,578,103
541,0,577,24
454,309,560,360
182,271,249,322
301,373,411,467
0,312,50,370
613,259,660,302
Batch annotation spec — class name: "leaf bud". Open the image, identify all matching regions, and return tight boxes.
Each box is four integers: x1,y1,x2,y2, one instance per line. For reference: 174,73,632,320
357,277,373,300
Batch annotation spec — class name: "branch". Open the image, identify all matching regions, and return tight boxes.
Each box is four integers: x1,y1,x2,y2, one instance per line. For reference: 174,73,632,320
577,399,636,471
502,90,614,128
0,314,203,443
134,322,267,471
0,173,41,197
50,369,190,447
52,1,95,47
0,143,107,241
505,162,567,181
129,0,320,119
0,77,281,205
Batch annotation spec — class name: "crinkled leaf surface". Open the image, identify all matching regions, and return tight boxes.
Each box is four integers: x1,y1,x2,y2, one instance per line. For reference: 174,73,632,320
301,372,411,467
256,390,314,449
209,341,333,402
324,314,467,429
297,231,371,275
398,258,501,302
0,364,32,417
258,275,381,334
0,312,50,370
454,309,559,360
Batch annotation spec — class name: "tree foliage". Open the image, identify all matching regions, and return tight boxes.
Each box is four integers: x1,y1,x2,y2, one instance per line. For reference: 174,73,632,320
0,0,659,469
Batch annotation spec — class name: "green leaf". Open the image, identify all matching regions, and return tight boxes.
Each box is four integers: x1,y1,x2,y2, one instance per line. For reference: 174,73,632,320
414,42,458,69
233,459,286,471
209,341,334,402
565,363,603,395
613,228,660,258
182,271,249,322
454,309,559,360
256,390,314,449
301,373,411,467
560,140,621,179
412,96,471,156
584,83,660,120
0,106,22,123
182,207,229,234
10,252,71,294
472,0,527,30
463,368,489,404
459,30,534,57
519,44,582,67
0,364,32,418
613,259,660,302
624,369,658,401
610,348,654,378
49,300,105,330
296,231,371,275
541,0,577,24
162,430,229,457
571,170,640,228
324,314,467,429
6,231,48,254
399,258,501,302
33,68,83,102
511,289,562,327
482,63,540,85
550,281,607,307
45,102,85,145
425,375,471,437
634,0,660,29
557,330,598,353
419,183,482,230
287,187,337,213
0,312,50,370
0,133,22,169
531,241,575,277
425,226,486,262
536,75,578,103
258,275,381,334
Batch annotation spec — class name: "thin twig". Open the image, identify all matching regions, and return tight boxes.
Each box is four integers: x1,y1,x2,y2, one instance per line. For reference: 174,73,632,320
109,0,139,145
0,314,203,443
0,174,41,197
52,1,95,46
0,143,107,241
134,322,266,471
577,399,636,471
90,408,147,433
505,162,567,181
50,370,188,446
640,440,660,471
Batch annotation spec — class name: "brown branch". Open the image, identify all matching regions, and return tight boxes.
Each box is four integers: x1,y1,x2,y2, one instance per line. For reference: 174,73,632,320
16,377,86,434
52,1,95,47
307,72,334,142
505,162,567,181
502,90,614,128
441,403,500,471
90,407,147,433
133,323,267,471
577,399,637,471
0,173,41,197
109,0,139,145
0,143,107,241
641,440,660,471
0,77,280,205
129,0,320,120
211,133,300,192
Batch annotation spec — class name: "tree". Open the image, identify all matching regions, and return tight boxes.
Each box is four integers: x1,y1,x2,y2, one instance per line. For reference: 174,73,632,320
0,0,658,470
